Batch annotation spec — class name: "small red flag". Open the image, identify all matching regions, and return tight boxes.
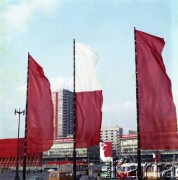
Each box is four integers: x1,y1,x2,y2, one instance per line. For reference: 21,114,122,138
27,55,54,153
136,30,178,150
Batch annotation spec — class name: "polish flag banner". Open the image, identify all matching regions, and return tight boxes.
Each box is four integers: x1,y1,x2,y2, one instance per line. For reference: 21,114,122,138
75,42,103,148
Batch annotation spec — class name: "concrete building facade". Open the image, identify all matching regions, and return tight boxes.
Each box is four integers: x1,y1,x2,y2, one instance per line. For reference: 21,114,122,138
52,89,74,139
100,126,123,153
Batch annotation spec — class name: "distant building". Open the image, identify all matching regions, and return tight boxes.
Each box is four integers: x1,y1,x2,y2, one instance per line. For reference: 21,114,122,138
128,130,137,134
119,134,178,163
120,134,138,162
100,126,123,154
63,89,74,137
52,89,74,139
43,138,88,165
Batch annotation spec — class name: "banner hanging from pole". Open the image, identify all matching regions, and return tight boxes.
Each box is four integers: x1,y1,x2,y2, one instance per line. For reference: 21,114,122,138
75,42,103,148
136,30,178,150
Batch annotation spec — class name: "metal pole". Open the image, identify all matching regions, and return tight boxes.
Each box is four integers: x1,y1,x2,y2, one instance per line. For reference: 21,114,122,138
134,27,142,179
23,52,30,180
73,39,77,180
14,109,25,180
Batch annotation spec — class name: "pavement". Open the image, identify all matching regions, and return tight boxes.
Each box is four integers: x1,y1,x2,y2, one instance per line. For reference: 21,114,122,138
0,170,49,180
0,171,119,180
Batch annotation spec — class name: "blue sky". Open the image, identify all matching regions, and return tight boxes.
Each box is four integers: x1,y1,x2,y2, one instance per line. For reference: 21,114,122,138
0,0,178,138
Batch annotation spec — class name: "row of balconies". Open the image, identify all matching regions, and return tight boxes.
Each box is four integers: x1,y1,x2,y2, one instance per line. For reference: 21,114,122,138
43,150,87,158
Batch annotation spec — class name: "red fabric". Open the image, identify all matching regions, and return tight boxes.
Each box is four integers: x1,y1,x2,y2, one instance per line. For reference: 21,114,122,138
136,30,178,150
75,90,103,148
100,142,113,158
0,138,41,157
27,55,54,153
47,160,87,165
103,142,112,157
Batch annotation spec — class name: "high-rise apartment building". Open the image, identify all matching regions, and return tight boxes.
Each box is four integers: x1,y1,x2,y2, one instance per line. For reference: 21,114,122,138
63,89,74,137
52,89,74,139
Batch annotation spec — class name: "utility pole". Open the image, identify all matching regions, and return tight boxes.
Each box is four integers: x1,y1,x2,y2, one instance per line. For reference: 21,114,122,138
14,109,25,180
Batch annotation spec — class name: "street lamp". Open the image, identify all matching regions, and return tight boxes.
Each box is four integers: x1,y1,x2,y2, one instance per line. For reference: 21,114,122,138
14,109,25,180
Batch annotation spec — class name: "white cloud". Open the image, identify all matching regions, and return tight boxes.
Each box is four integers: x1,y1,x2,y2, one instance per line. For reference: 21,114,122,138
17,76,73,93
50,77,73,92
103,100,136,115
31,0,59,14
18,84,27,93
1,0,60,31
102,100,137,133
2,2,35,30
0,93,26,139
173,90,178,102
173,90,178,113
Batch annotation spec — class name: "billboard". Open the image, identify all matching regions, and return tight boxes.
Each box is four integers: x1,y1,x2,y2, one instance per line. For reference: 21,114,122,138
100,142,113,162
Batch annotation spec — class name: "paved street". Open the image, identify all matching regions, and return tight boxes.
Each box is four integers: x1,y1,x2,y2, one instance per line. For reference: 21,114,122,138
0,170,49,180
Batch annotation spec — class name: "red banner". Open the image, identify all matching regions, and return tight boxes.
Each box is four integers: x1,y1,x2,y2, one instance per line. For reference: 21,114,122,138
136,30,178,150
27,55,54,153
75,91,103,148
0,138,40,157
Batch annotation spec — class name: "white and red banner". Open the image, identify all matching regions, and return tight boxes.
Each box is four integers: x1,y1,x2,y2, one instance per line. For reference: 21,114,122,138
75,42,103,148
100,142,113,162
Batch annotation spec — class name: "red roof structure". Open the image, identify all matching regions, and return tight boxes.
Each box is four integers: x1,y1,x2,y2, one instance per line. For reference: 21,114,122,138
0,138,42,168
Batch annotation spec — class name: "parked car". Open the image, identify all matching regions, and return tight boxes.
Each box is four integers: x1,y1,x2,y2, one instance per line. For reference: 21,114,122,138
79,175,95,180
47,168,55,172
28,176,44,180
48,171,73,180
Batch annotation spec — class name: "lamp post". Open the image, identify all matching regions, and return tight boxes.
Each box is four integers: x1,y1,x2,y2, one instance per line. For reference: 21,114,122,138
14,109,25,180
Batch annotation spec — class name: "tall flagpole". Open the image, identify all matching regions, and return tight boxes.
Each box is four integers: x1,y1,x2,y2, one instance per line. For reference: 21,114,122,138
73,39,77,180
23,52,30,180
134,27,142,179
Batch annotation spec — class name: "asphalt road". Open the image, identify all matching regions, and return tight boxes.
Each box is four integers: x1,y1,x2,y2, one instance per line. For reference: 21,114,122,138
0,171,118,180
0,171,50,180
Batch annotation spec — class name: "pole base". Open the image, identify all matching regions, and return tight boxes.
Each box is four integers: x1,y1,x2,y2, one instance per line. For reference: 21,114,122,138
15,174,20,180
